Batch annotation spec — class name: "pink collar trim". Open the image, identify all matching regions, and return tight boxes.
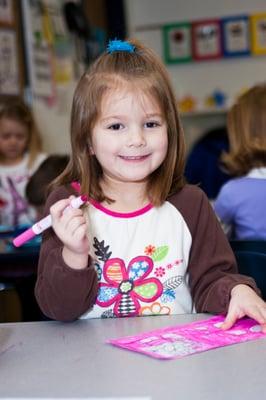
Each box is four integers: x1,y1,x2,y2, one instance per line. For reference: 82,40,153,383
88,198,153,218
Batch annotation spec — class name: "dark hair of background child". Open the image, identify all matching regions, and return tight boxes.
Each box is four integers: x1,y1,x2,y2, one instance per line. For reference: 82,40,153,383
26,154,69,207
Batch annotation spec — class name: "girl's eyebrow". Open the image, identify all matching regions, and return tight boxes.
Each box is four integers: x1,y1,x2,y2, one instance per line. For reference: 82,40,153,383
100,112,163,123
100,115,125,122
145,113,163,118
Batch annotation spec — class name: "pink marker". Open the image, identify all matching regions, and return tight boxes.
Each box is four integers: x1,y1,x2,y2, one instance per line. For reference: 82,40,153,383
13,195,88,247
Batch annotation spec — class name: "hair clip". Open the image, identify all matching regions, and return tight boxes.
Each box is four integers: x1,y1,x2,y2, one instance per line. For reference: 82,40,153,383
107,39,135,54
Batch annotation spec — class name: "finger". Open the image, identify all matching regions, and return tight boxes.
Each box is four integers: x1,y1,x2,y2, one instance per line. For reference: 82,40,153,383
61,208,84,223
66,216,87,236
246,305,266,325
50,198,71,219
220,309,239,330
74,223,88,241
60,210,85,232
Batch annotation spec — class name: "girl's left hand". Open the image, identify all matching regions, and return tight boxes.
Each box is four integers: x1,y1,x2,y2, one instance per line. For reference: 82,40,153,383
221,284,266,333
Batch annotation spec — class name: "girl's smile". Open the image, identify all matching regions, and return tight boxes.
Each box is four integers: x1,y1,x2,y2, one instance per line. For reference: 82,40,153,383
91,86,168,187
118,154,151,161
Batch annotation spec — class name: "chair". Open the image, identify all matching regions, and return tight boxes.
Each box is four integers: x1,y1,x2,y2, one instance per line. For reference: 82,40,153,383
230,240,266,300
0,234,41,322
0,282,22,322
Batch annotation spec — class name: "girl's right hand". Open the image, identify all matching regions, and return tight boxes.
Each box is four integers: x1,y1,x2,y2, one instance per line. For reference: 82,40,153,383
50,196,89,269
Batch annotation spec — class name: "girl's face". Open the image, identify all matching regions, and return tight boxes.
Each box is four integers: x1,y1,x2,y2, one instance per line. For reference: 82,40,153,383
91,87,168,186
0,117,29,163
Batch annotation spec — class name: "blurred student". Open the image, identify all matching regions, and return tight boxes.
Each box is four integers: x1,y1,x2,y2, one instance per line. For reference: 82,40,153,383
214,84,266,239
0,98,46,228
26,154,69,219
15,154,69,322
185,126,230,199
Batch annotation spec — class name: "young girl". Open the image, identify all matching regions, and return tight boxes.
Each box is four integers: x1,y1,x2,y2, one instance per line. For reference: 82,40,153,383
35,39,266,330
214,85,266,239
0,98,46,227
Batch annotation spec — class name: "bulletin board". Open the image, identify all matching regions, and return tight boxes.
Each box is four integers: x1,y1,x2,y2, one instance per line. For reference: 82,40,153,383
21,0,55,98
0,0,23,96
21,0,73,100
125,0,266,114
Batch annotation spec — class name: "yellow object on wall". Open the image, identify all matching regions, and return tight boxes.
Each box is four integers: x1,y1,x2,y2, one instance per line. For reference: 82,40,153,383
178,96,197,113
250,13,266,55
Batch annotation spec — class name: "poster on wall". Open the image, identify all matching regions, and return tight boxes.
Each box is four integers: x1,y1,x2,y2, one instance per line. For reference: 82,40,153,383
221,15,250,56
21,0,54,98
0,0,14,25
192,19,222,60
163,23,192,63
250,13,266,55
0,29,19,95
21,0,74,100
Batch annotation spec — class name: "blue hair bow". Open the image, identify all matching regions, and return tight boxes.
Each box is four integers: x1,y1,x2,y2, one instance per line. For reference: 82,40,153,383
107,39,135,54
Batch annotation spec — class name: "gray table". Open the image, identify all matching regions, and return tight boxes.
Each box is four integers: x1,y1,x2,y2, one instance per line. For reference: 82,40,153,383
0,314,265,399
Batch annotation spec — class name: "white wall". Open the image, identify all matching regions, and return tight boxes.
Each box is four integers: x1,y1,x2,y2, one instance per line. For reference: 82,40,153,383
125,0,266,150
34,1,266,154
32,83,75,154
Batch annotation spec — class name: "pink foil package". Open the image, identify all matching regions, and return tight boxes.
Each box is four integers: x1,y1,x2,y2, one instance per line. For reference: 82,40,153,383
107,315,266,360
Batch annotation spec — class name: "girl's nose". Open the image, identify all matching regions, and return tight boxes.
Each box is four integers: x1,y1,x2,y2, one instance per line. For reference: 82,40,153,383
9,136,18,145
127,128,146,147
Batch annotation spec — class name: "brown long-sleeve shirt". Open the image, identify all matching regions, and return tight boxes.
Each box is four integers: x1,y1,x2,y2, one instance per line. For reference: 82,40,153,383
35,184,259,321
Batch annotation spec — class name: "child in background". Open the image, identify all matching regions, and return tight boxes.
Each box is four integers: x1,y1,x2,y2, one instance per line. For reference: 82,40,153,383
185,126,230,200
26,154,69,219
0,97,46,228
11,155,70,322
214,85,266,240
35,39,266,330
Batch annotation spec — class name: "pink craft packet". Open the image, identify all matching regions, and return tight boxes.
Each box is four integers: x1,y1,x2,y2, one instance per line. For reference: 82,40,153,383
107,315,266,360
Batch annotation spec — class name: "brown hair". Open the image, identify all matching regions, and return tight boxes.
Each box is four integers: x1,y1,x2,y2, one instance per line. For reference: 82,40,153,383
0,97,43,167
222,84,266,176
55,39,186,206
26,154,69,206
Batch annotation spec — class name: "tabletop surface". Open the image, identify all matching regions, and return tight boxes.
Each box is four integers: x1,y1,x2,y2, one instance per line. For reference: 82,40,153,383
0,314,265,400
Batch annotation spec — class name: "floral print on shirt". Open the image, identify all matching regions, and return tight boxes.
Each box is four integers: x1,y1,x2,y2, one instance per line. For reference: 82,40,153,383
93,239,184,318
96,256,163,317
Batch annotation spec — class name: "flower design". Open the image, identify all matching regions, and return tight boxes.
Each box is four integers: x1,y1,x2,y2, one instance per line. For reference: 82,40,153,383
96,256,163,317
155,266,165,277
144,245,156,256
140,302,170,316
94,262,102,281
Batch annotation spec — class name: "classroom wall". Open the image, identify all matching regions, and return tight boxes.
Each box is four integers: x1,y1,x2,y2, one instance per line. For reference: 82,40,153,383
32,83,75,154
30,0,107,155
33,0,266,154
124,0,266,150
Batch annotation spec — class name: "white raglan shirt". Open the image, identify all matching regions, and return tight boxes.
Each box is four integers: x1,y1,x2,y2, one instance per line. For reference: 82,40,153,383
81,200,193,319
0,152,46,227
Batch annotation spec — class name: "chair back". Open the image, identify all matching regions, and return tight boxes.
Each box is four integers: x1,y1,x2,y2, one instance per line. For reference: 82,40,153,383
230,240,266,300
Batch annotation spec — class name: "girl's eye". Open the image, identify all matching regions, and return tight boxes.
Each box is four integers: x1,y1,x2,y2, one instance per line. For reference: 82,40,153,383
108,123,123,131
145,121,160,128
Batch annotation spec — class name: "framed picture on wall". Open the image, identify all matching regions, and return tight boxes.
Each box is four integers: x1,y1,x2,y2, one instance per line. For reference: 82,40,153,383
0,28,20,95
221,15,250,57
162,22,192,63
250,13,266,55
192,19,222,60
